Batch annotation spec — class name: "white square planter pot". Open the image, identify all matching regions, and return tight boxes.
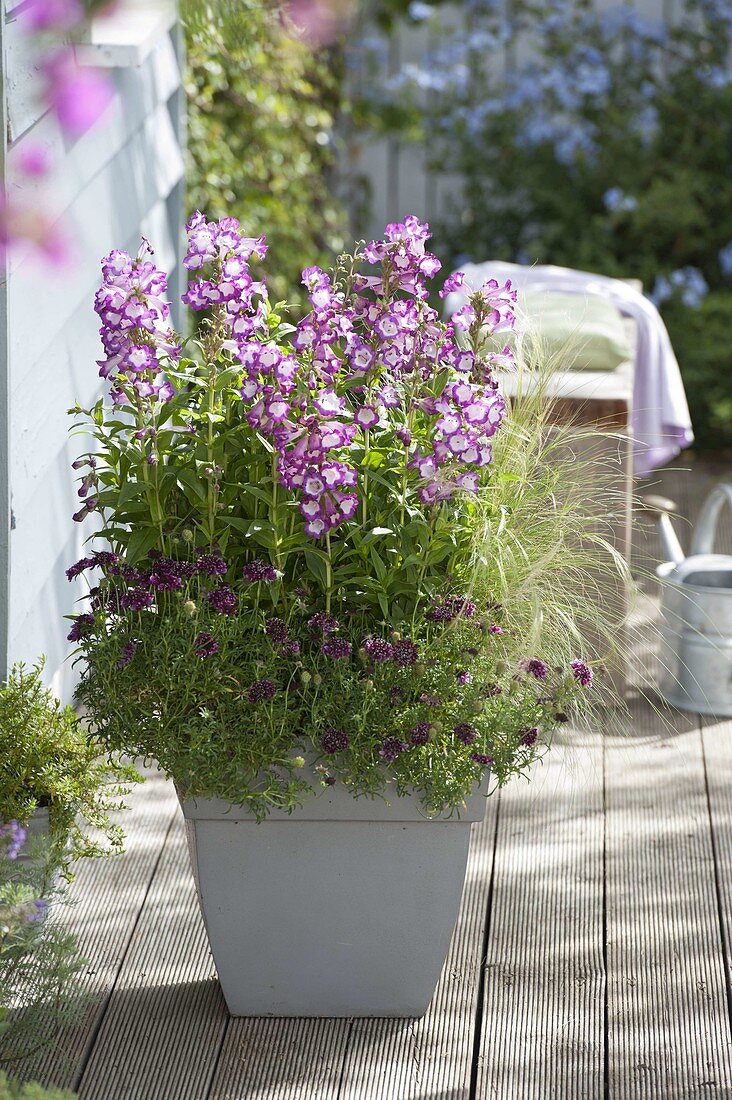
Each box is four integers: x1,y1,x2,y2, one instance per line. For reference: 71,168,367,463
180,779,488,1017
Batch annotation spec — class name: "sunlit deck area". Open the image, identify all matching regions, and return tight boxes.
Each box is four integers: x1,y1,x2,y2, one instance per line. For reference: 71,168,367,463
11,459,732,1100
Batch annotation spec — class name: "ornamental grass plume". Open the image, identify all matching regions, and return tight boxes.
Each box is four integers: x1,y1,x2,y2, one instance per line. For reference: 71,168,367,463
67,214,627,819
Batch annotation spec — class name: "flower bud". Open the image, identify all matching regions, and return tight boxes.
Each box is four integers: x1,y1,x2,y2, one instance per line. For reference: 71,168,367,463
300,670,312,684
365,679,374,691
181,529,194,543
313,673,323,686
494,660,507,675
290,755,306,769
414,662,426,677
470,699,484,715
431,720,443,734
390,630,402,642
183,599,197,617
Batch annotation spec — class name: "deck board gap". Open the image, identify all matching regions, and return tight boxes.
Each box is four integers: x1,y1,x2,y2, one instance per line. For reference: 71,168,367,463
468,790,502,1100
202,1014,231,1100
334,1017,355,1100
699,715,732,1047
71,806,179,1093
602,732,609,1100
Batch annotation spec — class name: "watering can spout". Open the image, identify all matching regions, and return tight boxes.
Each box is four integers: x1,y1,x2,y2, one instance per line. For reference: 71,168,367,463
639,494,685,565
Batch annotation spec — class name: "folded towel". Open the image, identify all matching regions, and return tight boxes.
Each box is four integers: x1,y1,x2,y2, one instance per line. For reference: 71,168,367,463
445,261,694,477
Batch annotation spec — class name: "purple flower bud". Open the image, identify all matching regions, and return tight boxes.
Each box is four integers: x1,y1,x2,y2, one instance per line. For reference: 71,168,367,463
454,722,477,745
248,678,277,703
570,660,593,687
321,727,349,754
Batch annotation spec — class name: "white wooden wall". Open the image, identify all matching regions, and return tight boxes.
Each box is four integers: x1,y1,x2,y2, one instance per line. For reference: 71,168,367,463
0,2,184,700
346,0,670,240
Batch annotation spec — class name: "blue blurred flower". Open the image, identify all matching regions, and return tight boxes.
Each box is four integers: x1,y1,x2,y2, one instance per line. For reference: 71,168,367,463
719,242,732,277
603,188,638,213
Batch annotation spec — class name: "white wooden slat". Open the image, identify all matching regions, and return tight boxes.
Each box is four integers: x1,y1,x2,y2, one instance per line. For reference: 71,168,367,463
6,767,178,1091
74,0,176,69
337,803,497,1100
7,199,176,698
7,31,180,208
477,734,605,1099
606,706,732,1098
75,810,228,1100
3,6,45,141
8,100,183,369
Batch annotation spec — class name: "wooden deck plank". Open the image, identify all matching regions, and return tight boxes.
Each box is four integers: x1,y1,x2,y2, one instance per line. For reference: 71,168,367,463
7,767,177,1091
336,802,498,1100
476,734,605,1100
75,810,228,1100
207,1017,350,1100
606,703,732,1098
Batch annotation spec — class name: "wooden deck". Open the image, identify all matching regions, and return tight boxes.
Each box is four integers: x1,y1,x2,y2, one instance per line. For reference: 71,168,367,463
10,456,732,1099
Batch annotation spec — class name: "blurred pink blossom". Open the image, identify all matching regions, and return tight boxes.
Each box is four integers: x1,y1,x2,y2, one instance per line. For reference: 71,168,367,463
0,192,72,267
285,0,354,46
22,0,84,32
43,50,113,137
17,142,52,177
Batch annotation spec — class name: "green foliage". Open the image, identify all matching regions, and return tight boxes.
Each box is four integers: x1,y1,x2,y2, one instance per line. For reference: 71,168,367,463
0,662,139,876
183,0,348,312
357,0,732,449
0,1075,75,1100
0,835,86,1068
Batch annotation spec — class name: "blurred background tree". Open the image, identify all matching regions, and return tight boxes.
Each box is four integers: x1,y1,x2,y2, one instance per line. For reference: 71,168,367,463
182,0,348,313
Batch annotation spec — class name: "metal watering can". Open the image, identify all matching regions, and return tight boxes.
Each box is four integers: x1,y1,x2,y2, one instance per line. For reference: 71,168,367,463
644,485,732,717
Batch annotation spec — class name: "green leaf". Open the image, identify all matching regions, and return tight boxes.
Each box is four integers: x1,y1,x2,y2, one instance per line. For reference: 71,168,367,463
124,527,161,565
177,469,208,503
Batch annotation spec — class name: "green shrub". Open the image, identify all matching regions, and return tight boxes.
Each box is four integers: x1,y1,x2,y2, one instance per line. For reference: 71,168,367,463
0,662,139,877
183,0,348,313
0,1074,75,1100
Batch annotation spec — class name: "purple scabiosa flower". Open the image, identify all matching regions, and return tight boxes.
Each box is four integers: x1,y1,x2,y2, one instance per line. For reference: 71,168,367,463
116,640,137,668
392,638,418,667
308,612,340,635
521,727,539,747
207,585,238,616
362,637,395,662
0,821,26,860
121,588,155,612
379,737,409,763
471,752,494,767
410,721,431,746
321,727,349,754
279,638,301,657
419,692,442,707
67,613,94,642
489,624,503,635
321,637,353,659
248,679,277,703
456,669,472,686
28,899,47,922
196,551,228,577
570,660,593,687
389,686,406,707
527,658,549,680
194,632,219,658
265,618,290,646
454,722,477,746
66,556,95,581
243,559,277,584
555,711,569,723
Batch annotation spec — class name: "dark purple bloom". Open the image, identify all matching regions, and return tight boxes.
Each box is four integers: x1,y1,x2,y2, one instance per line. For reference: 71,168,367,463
279,638,301,657
521,727,539,747
570,660,593,687
121,587,155,612
248,679,277,703
456,669,472,686
194,632,219,658
67,613,94,642
389,686,406,707
308,612,340,635
392,638,418,666
555,711,569,723
265,618,290,646
65,556,95,581
489,624,503,635
243,559,277,584
379,737,408,763
321,727,349,754
207,585,238,616
527,658,549,680
471,752,494,767
196,551,228,577
410,721,431,746
116,640,137,668
324,774,337,786
362,637,395,662
322,637,352,659
454,722,477,745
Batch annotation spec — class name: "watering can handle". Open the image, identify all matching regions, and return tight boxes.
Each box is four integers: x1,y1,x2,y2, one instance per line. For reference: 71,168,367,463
691,484,732,556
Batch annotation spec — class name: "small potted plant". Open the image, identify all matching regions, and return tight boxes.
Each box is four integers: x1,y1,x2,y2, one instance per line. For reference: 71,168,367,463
0,662,139,881
67,214,617,1016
